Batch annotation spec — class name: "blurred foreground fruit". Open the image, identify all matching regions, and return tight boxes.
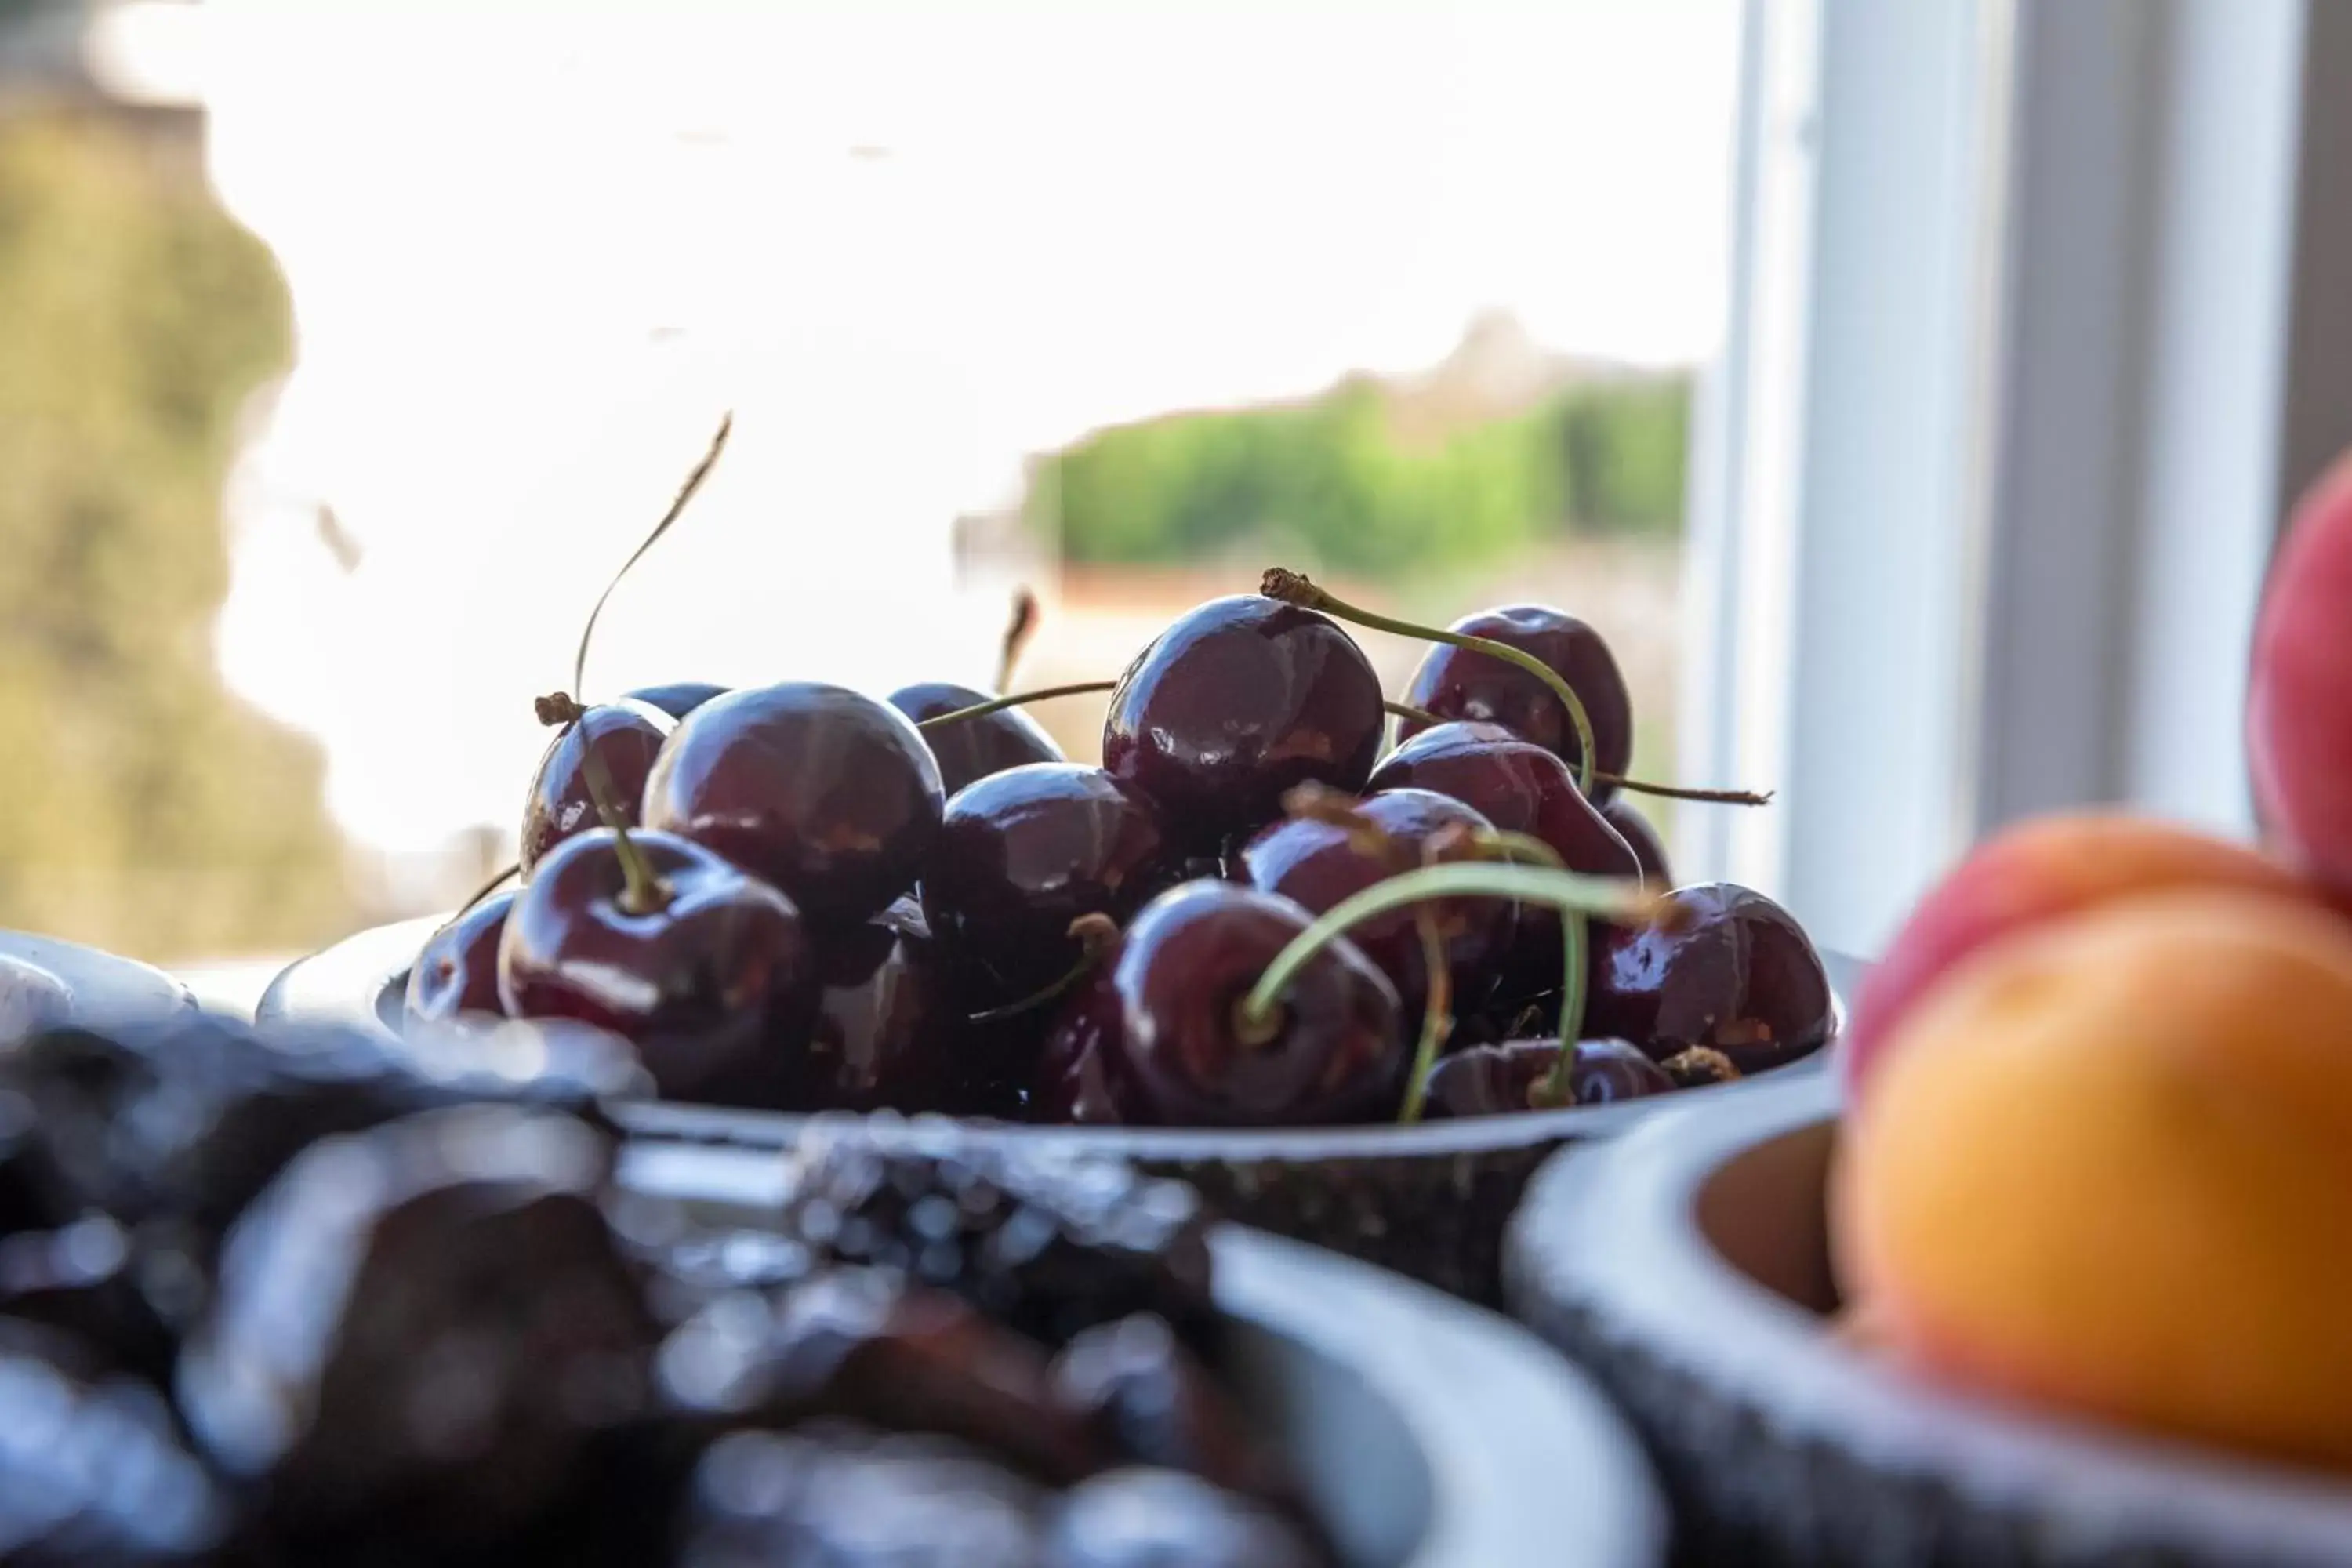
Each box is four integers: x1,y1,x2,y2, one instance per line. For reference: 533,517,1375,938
1833,889,2352,1472
2249,449,2352,895
1842,814,2305,1100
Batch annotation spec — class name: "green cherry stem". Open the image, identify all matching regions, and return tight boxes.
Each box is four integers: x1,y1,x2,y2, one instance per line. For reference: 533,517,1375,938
1236,860,1654,1039
996,586,1040,695
1466,829,1587,1085
1395,906,1453,1126
456,860,521,915
573,725,669,916
965,913,1121,1024
1377,699,1769,807
916,680,1118,731
1265,568,1596,796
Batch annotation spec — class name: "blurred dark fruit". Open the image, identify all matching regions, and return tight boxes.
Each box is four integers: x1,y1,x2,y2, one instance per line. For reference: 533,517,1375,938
771,1124,1222,1359
402,889,516,1027
1236,787,1512,1016
176,1105,658,1554
0,1214,180,1385
1585,882,1833,1073
658,1268,1105,1484
0,1324,230,1562
924,764,1178,1004
1051,1313,1298,1508
890,681,1065,798
681,1424,1047,1568
1036,882,1404,1129
518,699,674,875
1396,604,1632,801
644,681,946,925
1102,597,1383,853
1047,1468,1322,1568
499,827,812,1108
625,681,731,720
1602,799,1673,887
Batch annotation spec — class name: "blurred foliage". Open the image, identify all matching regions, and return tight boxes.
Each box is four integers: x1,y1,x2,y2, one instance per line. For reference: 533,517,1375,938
0,111,350,959
1030,365,1692,575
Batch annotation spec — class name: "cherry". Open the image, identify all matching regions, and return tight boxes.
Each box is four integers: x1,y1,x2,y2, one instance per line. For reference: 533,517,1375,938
1584,882,1832,1073
1236,788,1514,1016
1421,1035,1671,1118
625,681,730,720
517,698,673,874
1102,595,1384,852
1602,797,1674,887
923,764,1179,1005
642,681,946,927
499,826,813,1106
797,898,965,1113
1367,720,1638,1004
890,681,1065,797
1396,604,1632,800
402,889,516,1026
1035,881,1403,1127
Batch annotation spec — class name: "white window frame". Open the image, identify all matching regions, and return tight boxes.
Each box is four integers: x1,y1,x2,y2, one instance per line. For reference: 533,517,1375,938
1682,0,2352,961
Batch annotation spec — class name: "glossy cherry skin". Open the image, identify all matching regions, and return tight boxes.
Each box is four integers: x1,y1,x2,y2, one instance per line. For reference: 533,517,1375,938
1602,798,1673,887
517,699,673,875
401,890,515,1026
889,681,1065,798
1367,720,1639,1005
1396,604,1632,801
642,681,946,927
1236,788,1513,1016
1584,882,1832,1073
499,827,814,1106
626,681,731,720
1035,880,1403,1127
796,899,963,1112
1102,596,1384,853
1421,1035,1674,1117
924,764,1181,1004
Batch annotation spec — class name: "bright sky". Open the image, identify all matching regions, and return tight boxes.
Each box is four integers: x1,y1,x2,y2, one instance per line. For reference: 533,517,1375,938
147,0,1741,853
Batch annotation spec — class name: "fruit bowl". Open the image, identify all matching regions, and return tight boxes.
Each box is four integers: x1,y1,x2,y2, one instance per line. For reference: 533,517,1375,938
260,921,1852,1303
1503,1075,2352,1566
1,927,195,1033
622,1135,1668,1567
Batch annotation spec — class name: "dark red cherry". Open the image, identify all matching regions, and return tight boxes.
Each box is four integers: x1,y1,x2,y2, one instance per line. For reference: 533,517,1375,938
1035,881,1403,1127
518,699,673,875
642,681,946,926
1421,1034,1672,1118
1367,720,1639,1004
1585,882,1832,1073
924,764,1179,1004
795,898,964,1113
889,681,1065,797
1602,798,1673,887
1236,788,1513,1015
1396,604,1632,800
499,827,813,1106
626,681,730,720
1102,596,1383,852
402,890,515,1027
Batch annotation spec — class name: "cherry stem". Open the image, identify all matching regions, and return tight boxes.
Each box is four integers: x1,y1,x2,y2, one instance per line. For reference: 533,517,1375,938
1236,861,1653,1036
965,913,1121,1023
1465,829,1588,1090
996,587,1040,695
1377,699,1768,807
572,724,669,916
916,680,1117,731
1265,568,1596,796
456,861,520,915
570,412,734,701
1395,905,1452,1125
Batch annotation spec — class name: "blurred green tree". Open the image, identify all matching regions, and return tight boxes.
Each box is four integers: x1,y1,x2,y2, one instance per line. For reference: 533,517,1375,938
1029,361,1690,573
0,111,350,959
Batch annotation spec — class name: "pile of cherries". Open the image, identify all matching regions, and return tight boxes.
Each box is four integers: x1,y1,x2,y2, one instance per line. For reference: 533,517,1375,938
408,430,1833,1126
0,1006,1323,1563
